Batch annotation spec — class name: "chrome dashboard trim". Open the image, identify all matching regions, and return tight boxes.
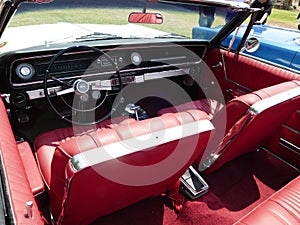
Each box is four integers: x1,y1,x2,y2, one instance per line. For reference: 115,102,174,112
5,67,191,101
150,56,187,62
144,68,189,80
26,87,63,100
10,70,116,87
10,61,199,87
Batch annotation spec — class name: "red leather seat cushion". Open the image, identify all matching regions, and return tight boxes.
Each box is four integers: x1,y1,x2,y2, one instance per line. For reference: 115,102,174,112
35,110,212,223
34,116,136,189
234,176,300,225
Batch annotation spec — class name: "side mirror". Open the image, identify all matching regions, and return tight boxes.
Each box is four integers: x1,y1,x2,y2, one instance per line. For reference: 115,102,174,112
128,12,163,24
243,37,260,53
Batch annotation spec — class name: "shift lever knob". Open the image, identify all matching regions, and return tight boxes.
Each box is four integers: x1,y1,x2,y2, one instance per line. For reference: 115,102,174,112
125,104,143,121
125,104,140,114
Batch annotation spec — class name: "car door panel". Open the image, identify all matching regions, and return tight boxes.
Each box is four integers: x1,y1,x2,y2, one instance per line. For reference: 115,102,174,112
267,109,300,168
204,48,300,98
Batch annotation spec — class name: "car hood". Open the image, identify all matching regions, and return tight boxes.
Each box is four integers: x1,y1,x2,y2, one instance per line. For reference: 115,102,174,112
243,25,300,51
0,23,170,52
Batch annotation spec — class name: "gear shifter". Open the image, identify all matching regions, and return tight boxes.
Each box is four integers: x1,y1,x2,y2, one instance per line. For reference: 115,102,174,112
125,104,148,121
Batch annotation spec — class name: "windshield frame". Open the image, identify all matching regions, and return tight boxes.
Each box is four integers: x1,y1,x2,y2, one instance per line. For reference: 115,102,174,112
0,0,256,51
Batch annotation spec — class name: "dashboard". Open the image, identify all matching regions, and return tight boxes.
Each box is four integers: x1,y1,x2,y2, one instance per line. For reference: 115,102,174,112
0,41,207,107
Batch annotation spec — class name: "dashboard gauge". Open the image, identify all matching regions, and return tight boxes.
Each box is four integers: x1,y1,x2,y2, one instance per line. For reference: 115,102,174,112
92,90,101,100
131,52,142,66
15,63,35,80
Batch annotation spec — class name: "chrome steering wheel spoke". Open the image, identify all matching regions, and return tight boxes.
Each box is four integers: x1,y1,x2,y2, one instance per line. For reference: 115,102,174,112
43,45,123,125
55,87,75,96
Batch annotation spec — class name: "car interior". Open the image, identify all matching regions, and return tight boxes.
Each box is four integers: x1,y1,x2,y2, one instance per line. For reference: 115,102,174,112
0,0,299,225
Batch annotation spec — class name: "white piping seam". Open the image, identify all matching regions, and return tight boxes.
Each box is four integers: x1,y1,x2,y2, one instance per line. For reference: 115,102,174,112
249,86,300,115
70,119,214,172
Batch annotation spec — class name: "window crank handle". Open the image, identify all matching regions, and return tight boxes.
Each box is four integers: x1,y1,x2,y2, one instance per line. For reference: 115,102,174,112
212,61,223,68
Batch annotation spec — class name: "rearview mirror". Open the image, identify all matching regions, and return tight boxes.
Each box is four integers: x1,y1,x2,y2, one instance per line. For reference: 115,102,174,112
128,12,163,24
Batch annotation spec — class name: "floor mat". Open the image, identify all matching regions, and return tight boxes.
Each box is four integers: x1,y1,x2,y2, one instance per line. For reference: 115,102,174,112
92,149,299,225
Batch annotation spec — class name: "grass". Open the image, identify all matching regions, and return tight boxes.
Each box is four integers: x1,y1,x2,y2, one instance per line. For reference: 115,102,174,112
9,7,300,38
267,8,299,29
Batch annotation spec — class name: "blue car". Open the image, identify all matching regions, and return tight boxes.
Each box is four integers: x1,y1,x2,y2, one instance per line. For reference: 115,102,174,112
193,24,300,71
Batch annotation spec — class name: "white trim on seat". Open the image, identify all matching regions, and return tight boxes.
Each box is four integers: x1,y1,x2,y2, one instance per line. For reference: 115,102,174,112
249,86,300,115
69,119,214,172
199,85,300,171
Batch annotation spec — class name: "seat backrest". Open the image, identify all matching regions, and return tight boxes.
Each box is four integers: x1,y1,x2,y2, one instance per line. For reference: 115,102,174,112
204,80,300,173
44,110,214,225
157,81,300,171
212,80,300,134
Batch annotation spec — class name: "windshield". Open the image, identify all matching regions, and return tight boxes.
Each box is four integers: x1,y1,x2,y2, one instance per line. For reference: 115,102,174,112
1,1,250,51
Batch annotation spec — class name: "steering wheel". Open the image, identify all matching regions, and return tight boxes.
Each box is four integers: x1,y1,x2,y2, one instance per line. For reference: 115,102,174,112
44,45,123,125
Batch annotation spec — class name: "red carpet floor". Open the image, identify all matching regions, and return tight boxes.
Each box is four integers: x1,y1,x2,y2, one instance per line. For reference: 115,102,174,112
92,149,299,225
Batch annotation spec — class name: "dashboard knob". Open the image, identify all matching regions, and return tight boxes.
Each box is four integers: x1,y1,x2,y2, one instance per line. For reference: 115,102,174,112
10,92,28,108
131,52,142,66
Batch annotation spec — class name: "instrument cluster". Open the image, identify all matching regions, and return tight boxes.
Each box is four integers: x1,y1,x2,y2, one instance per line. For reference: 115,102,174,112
9,43,205,91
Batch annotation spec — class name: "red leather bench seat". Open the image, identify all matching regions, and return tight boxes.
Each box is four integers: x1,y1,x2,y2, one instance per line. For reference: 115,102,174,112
234,175,300,225
35,109,214,225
